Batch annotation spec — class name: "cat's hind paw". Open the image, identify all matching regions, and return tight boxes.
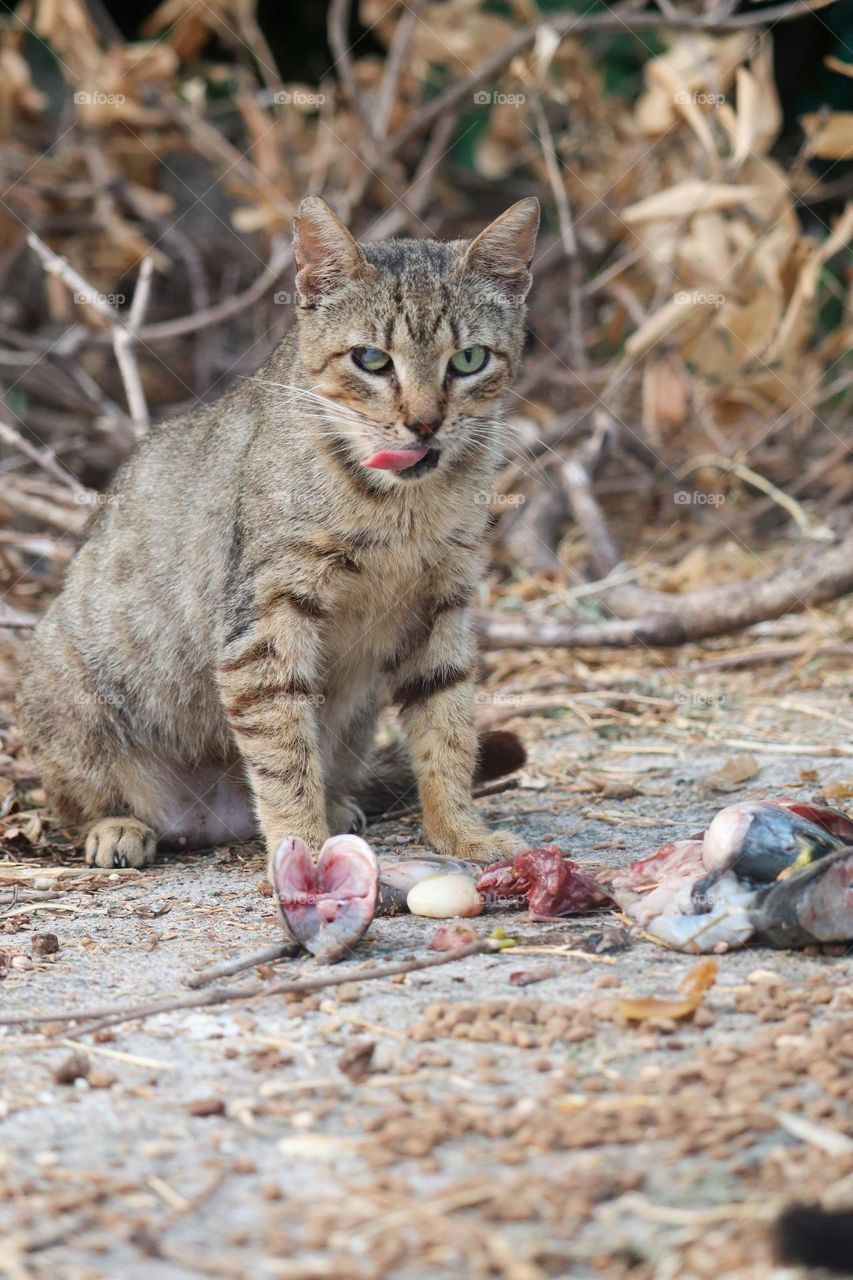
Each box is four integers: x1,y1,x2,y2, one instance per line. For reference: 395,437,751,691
84,818,157,869
327,795,368,836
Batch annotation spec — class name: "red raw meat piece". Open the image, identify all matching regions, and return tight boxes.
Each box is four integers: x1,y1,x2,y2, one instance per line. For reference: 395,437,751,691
612,839,706,893
477,845,612,919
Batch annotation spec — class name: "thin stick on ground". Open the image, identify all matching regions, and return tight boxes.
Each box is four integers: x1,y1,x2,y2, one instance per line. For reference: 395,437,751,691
184,941,300,989
0,889,66,906
372,775,519,823
561,457,621,579
680,453,827,540
0,940,501,1036
112,256,155,436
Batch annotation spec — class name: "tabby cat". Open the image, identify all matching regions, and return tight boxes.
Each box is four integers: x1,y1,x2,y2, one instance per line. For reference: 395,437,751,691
16,195,539,872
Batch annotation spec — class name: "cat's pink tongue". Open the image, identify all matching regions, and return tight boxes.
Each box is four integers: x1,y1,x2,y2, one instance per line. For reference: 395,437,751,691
362,446,428,471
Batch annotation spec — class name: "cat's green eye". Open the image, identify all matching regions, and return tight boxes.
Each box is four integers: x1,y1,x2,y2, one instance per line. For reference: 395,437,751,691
352,347,392,374
449,346,489,376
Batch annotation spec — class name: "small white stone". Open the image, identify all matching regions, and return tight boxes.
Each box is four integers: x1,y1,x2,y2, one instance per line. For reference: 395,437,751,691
291,1110,316,1130
406,873,483,919
10,955,33,971
747,968,780,984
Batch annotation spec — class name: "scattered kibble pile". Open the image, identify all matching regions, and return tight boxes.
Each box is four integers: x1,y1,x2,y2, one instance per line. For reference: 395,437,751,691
411,997,595,1048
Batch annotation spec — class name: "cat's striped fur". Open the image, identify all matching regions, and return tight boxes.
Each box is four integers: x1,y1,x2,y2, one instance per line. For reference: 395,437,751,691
16,196,539,872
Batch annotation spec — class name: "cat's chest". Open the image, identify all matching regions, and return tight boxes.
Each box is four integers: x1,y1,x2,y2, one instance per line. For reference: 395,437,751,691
336,534,441,617
322,526,470,661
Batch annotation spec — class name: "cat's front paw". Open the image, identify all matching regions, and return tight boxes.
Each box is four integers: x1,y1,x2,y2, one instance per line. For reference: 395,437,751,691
84,818,157,869
443,828,527,866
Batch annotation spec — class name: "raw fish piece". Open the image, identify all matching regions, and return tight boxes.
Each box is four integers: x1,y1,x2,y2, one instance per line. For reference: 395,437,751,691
608,840,705,927
646,852,853,952
641,872,755,952
477,845,612,918
702,802,843,882
610,840,705,899
273,835,379,962
750,845,853,947
615,838,706,888
612,841,753,948
612,799,853,953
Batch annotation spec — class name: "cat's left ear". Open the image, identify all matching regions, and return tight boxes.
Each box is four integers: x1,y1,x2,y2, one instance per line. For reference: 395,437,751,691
457,197,540,296
293,196,373,304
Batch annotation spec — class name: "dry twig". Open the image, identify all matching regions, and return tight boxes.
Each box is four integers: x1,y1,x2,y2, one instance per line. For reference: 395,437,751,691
0,940,501,1036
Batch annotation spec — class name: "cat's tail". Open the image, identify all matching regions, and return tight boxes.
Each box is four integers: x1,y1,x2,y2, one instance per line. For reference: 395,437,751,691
356,729,526,820
774,1205,853,1273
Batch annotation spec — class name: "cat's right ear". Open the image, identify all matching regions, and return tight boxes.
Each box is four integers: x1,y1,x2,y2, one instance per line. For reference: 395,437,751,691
293,196,371,304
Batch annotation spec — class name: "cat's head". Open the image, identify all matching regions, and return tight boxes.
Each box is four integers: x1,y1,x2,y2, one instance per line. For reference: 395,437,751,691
285,196,539,486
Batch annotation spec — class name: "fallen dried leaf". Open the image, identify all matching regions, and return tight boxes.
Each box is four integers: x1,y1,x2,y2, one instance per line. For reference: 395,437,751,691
705,753,760,792
619,958,718,1023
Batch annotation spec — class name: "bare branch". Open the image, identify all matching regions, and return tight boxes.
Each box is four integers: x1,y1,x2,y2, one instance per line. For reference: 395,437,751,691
479,530,853,649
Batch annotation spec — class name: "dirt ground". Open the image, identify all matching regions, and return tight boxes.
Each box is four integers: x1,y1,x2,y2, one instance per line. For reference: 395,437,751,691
0,652,851,1280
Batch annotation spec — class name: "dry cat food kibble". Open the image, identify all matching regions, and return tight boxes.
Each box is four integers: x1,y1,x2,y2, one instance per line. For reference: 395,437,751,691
410,998,595,1048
